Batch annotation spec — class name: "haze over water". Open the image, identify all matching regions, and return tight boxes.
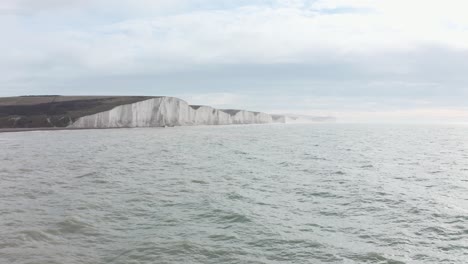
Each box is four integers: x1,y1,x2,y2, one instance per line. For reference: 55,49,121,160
1,124,467,264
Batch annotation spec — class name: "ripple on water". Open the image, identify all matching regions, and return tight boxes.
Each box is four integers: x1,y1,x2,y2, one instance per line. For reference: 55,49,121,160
75,172,98,179
53,217,98,236
191,180,208,184
1,124,467,264
19,230,55,242
345,252,406,264
196,209,252,225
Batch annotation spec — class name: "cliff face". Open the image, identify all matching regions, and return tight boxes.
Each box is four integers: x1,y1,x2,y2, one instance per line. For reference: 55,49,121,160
0,96,156,128
68,97,276,128
0,95,336,130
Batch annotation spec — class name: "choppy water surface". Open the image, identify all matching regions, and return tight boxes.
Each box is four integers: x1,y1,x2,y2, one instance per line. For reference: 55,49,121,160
1,124,467,264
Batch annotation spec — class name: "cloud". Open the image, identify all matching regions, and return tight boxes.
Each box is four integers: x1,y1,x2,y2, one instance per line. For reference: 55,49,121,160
0,0,467,122
179,93,243,107
3,0,468,74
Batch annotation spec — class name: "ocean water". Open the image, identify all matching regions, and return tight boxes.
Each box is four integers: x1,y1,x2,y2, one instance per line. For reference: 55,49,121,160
0,124,467,264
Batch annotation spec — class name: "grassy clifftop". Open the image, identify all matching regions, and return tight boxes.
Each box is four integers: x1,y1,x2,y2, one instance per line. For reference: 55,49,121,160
0,96,157,128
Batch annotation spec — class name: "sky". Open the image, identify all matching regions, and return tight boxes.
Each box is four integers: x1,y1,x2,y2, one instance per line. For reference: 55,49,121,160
1,0,468,123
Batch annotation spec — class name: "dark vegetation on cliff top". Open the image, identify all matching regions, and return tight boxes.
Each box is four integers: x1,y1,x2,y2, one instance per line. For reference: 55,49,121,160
0,96,156,128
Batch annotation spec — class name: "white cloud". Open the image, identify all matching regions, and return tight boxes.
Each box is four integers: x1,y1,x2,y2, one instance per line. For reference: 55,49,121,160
178,93,243,107
2,0,468,78
1,0,468,122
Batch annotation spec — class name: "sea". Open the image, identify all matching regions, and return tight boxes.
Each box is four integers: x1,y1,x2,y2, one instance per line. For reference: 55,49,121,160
0,124,467,264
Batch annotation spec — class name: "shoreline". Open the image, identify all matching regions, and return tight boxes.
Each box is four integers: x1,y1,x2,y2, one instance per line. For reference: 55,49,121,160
0,127,133,133
0,127,88,133
0,124,279,133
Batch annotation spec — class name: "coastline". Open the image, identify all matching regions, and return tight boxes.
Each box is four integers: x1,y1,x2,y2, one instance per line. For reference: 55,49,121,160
0,127,86,133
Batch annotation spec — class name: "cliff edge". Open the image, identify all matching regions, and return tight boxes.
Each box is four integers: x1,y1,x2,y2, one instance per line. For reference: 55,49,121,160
0,95,335,130
0,96,156,128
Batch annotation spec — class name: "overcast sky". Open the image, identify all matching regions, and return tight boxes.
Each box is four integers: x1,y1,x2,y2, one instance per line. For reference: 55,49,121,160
1,0,468,123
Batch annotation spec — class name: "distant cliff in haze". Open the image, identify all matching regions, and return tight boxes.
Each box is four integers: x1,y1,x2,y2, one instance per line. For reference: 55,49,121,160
0,95,335,130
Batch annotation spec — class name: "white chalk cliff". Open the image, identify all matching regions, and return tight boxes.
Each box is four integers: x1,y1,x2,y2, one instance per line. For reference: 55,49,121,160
68,96,278,129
